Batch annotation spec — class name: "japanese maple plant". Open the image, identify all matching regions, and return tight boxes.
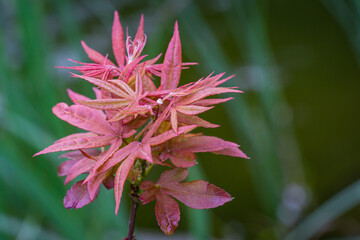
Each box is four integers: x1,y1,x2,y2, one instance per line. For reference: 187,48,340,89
34,11,248,239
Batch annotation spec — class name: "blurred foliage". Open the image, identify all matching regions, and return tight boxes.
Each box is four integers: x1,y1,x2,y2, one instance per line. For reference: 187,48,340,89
0,0,359,239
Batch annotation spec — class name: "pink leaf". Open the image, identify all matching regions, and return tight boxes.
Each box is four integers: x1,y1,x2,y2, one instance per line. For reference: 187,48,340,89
73,74,132,99
87,172,108,201
112,11,126,67
177,113,219,128
64,158,95,185
165,180,232,209
93,141,139,175
81,41,115,66
176,105,213,115
170,108,178,133
90,138,123,175
52,102,115,136
63,181,99,209
59,149,100,160
102,175,115,189
177,87,242,106
149,125,197,146
34,133,116,156
67,89,90,103
139,181,157,204
194,97,233,106
114,153,137,214
157,168,189,184
155,190,180,235
75,98,131,110
137,143,153,162
134,14,144,43
160,151,196,168
160,22,182,90
58,160,77,176
170,136,248,158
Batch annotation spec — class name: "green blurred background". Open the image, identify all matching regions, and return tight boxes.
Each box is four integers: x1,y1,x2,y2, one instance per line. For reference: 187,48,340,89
1,0,360,239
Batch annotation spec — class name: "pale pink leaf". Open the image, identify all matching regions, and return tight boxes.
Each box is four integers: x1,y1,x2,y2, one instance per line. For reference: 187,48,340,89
134,14,144,43
160,22,182,90
137,143,152,162
64,158,95,185
161,151,196,168
164,180,232,209
170,108,178,133
108,79,136,98
58,160,77,176
74,74,132,99
81,41,115,66
112,11,126,67
149,125,197,146
67,89,90,103
213,147,249,159
90,138,123,175
87,172,108,200
139,186,157,204
34,134,116,156
176,105,213,115
55,132,97,144
157,168,189,185
94,141,140,175
170,136,246,158
59,149,100,160
63,181,99,209
52,102,115,135
93,87,102,99
155,190,180,235
193,97,233,106
177,113,219,128
75,98,131,110
177,87,242,106
114,153,137,214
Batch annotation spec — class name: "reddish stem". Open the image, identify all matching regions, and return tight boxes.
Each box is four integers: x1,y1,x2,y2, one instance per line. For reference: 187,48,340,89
125,184,139,240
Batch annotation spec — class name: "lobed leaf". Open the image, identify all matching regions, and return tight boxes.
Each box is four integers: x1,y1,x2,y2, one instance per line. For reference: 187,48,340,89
164,180,232,209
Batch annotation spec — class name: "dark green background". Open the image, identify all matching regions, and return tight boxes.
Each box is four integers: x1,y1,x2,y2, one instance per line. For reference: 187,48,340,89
0,0,359,239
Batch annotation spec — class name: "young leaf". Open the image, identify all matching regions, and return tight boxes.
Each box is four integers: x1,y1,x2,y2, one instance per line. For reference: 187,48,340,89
164,180,232,209
81,41,115,66
34,133,116,156
52,102,116,136
112,11,126,67
155,190,180,235
64,181,99,209
160,22,182,90
115,153,137,214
